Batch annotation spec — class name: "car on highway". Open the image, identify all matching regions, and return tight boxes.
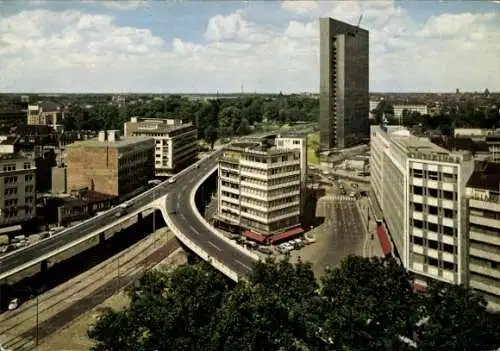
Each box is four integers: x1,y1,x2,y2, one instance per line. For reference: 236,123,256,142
115,209,126,218
168,178,176,184
119,201,132,209
8,298,19,310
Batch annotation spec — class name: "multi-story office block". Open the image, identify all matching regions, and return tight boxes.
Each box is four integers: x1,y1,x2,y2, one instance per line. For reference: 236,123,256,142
465,162,500,311
275,133,308,213
66,130,154,197
0,153,36,227
217,141,302,238
124,117,197,175
319,17,369,150
370,125,475,286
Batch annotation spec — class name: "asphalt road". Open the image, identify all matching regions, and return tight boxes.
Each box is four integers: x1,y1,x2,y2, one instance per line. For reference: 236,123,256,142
0,150,250,278
165,161,255,278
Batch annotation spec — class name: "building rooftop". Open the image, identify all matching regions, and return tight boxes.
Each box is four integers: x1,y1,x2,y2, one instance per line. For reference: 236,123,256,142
126,118,194,134
467,161,500,191
392,134,448,154
430,136,490,155
66,135,153,149
0,152,29,161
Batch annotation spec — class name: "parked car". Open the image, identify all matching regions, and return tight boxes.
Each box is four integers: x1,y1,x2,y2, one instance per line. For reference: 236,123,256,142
304,235,316,244
257,246,273,255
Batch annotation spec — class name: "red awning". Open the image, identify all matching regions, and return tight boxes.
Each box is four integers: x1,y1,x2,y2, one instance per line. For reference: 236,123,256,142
413,282,428,294
376,224,392,256
243,230,267,244
269,227,304,244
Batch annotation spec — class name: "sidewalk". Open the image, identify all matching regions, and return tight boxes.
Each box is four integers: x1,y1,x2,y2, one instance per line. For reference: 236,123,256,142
357,197,384,258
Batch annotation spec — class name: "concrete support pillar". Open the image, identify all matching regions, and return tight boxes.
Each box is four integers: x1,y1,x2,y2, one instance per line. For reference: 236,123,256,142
99,232,105,245
138,212,143,221
40,260,48,273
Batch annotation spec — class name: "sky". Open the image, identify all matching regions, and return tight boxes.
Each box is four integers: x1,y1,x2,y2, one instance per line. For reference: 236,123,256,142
0,0,499,93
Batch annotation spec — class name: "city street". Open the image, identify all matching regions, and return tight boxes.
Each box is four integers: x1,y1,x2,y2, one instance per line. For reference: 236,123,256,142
291,191,366,276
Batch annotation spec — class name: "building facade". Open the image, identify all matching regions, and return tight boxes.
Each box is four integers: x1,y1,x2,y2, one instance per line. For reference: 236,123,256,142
66,130,154,197
124,117,197,175
217,142,302,236
393,104,429,123
27,102,64,131
275,133,308,213
319,17,369,150
0,154,36,227
370,125,475,287
465,162,500,311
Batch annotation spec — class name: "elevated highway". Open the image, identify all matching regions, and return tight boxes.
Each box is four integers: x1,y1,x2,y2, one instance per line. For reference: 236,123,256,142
0,150,258,283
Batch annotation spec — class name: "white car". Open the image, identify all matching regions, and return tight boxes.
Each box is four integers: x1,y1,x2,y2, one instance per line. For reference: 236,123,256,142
8,298,19,310
168,178,176,184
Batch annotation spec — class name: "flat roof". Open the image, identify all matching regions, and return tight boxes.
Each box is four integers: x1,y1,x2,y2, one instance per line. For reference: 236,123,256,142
392,134,449,154
467,161,500,191
66,135,153,149
0,152,29,161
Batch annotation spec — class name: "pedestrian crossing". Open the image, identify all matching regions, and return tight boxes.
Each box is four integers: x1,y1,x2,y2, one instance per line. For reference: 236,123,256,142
324,195,356,202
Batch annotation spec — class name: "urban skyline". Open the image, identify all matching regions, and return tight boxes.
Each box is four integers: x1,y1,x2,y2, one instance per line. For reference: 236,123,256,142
0,0,499,93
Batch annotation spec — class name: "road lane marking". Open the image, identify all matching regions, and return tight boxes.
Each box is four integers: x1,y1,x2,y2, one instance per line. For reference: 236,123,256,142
235,259,251,270
207,241,221,252
180,213,186,221
189,225,199,235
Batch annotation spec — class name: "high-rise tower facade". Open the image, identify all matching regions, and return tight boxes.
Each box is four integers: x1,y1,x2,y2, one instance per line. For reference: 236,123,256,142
319,17,369,150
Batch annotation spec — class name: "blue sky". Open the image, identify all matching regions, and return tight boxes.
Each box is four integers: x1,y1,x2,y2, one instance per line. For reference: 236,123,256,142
0,0,499,93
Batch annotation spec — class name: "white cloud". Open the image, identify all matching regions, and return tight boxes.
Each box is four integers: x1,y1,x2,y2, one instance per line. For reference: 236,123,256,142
281,0,319,16
0,1,499,93
88,0,148,11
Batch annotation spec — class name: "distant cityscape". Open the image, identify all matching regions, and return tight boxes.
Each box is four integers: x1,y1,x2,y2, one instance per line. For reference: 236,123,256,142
0,9,499,351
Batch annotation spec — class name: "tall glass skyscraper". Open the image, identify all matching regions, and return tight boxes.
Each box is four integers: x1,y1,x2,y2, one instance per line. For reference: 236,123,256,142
319,17,370,150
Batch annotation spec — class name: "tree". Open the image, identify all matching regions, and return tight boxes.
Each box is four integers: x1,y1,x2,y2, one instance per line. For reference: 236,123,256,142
89,257,500,351
319,256,421,350
218,106,241,139
417,281,500,351
235,117,251,136
204,124,218,150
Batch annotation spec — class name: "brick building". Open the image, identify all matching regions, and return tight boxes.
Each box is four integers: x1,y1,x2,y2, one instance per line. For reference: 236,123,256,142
66,130,154,197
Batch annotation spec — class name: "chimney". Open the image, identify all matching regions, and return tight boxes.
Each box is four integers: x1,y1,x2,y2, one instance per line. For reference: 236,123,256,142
107,130,120,142
98,131,106,142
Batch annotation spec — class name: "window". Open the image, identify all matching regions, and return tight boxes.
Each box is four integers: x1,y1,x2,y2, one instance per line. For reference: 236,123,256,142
413,236,424,246
443,261,455,270
443,243,454,254
428,257,438,267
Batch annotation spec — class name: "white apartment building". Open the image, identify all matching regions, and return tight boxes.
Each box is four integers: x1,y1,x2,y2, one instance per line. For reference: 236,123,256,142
124,117,197,175
217,142,302,237
371,125,475,286
393,104,428,123
276,133,308,212
465,162,500,311
0,153,36,227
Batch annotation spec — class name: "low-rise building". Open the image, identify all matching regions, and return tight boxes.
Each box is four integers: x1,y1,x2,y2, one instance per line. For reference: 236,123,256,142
66,130,154,197
124,117,197,175
27,102,64,131
393,104,428,123
465,161,500,311
216,141,303,243
0,153,36,227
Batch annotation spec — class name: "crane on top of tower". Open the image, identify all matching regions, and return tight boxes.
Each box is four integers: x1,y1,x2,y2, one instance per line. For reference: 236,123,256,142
348,14,364,37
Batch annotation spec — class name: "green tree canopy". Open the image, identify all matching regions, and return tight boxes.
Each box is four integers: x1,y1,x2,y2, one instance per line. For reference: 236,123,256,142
89,257,500,351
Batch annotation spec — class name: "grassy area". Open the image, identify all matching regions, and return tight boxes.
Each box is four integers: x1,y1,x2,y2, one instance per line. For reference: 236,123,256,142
307,132,320,165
